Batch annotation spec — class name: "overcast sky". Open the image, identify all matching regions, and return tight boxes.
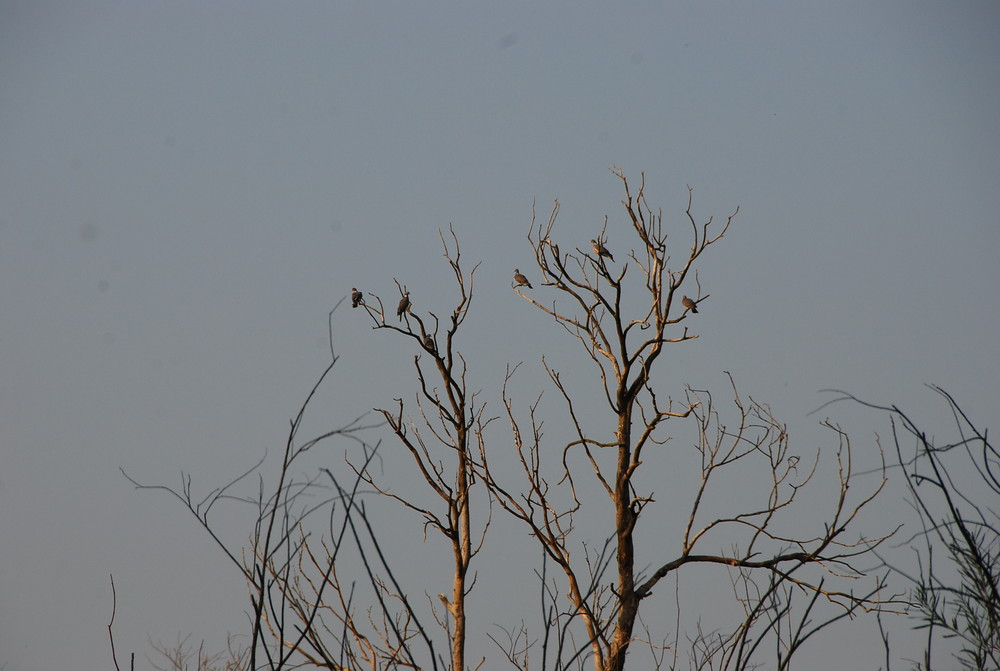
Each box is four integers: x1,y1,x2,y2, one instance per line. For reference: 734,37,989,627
1,3,998,670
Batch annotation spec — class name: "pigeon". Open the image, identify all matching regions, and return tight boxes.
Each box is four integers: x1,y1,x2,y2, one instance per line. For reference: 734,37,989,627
513,268,533,289
397,292,410,320
591,239,614,262
682,296,699,313
351,288,363,308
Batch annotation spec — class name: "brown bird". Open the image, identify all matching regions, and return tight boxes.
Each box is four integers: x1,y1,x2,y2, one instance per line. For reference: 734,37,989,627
397,292,410,320
351,288,363,308
423,334,436,352
513,268,532,289
682,296,699,313
591,239,614,262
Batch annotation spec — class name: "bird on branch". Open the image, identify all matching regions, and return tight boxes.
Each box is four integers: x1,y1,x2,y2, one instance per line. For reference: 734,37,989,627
513,268,532,289
351,288,363,308
397,292,411,320
682,296,699,313
591,239,614,262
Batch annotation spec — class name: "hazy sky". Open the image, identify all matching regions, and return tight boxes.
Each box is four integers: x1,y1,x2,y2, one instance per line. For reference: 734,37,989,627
1,3,998,670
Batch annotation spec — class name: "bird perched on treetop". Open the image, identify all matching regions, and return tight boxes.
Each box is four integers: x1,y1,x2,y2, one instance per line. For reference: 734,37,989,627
513,268,532,289
351,288,363,308
682,296,699,313
591,239,614,262
397,292,410,320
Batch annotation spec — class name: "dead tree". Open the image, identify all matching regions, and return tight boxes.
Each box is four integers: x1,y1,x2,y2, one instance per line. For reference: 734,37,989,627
355,226,491,671
124,174,906,671
477,169,897,671
125,258,487,671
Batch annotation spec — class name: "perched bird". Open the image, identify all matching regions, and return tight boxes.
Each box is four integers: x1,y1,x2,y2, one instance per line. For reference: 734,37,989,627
591,239,614,262
423,334,436,352
397,292,411,320
682,296,699,313
513,268,533,289
351,288,363,308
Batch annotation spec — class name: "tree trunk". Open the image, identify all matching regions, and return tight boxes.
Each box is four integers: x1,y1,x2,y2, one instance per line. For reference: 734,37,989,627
606,409,638,671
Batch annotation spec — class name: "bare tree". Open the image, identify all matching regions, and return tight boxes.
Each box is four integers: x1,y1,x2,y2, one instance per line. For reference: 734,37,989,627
124,172,906,671
476,169,898,671
124,283,486,671
829,386,999,671
350,226,490,671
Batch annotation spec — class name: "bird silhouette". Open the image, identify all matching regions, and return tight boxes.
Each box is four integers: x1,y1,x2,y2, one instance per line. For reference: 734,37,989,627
397,292,411,320
513,268,533,289
682,296,699,313
351,288,363,308
591,239,614,262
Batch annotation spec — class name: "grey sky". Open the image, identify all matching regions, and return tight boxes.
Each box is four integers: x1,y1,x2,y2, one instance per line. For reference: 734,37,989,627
1,2,998,669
